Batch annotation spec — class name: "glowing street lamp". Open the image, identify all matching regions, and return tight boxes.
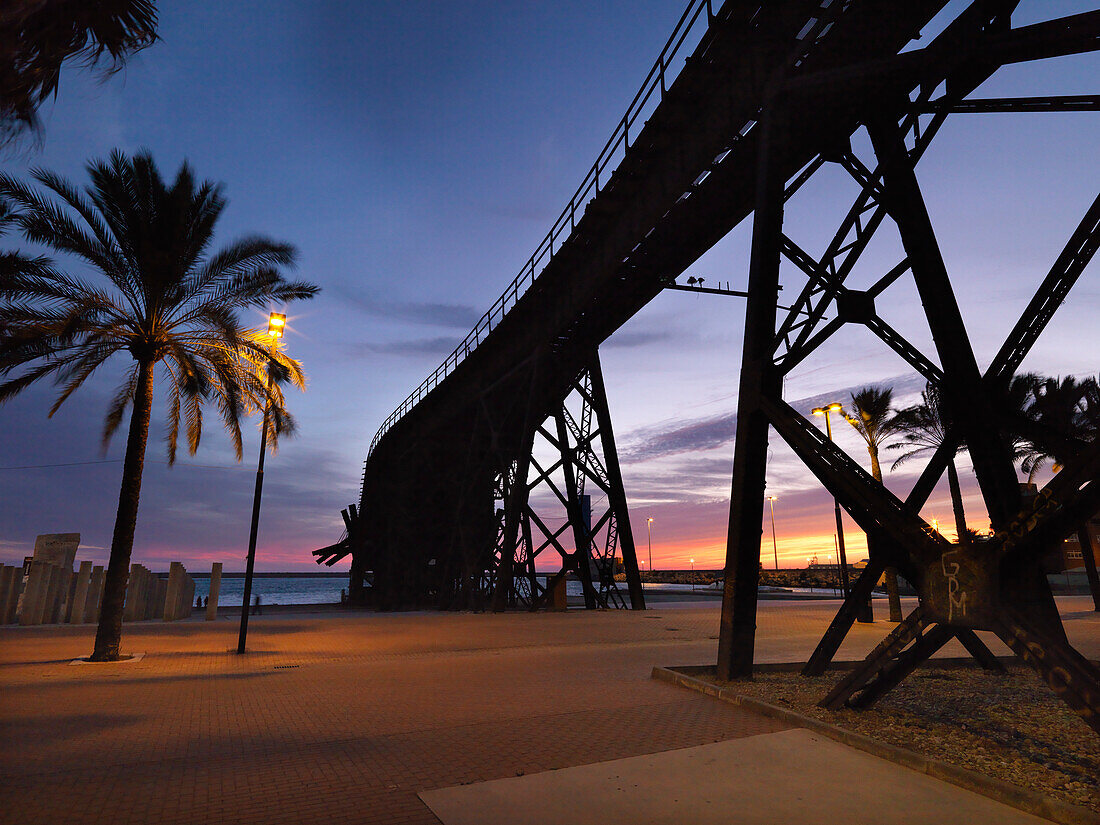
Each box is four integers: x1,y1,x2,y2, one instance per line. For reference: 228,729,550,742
238,311,286,654
690,558,695,591
812,402,851,599
766,495,779,571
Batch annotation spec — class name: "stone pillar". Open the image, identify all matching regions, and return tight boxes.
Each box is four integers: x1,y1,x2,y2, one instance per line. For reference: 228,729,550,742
32,533,79,569
20,561,50,625
0,566,17,624
182,572,195,618
206,563,222,620
152,577,168,619
125,564,157,622
84,565,105,624
164,562,186,620
60,566,79,622
6,565,22,624
67,561,94,624
42,564,65,624
143,571,159,620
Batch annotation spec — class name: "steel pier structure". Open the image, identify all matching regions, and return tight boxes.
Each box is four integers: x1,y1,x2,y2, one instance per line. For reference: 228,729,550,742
316,1,1100,732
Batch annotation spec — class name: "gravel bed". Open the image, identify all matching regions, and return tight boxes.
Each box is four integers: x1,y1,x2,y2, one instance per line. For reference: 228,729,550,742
709,664,1099,813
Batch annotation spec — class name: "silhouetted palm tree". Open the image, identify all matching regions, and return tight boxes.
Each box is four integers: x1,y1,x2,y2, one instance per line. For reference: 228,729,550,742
843,386,905,620
1010,373,1100,611
1,0,158,145
0,150,318,660
1016,375,1098,480
889,383,969,542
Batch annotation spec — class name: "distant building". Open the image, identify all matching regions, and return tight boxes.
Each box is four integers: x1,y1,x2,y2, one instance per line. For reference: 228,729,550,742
1059,516,1100,572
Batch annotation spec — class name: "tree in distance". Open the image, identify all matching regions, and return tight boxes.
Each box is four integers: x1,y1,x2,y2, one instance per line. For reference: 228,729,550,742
890,382,970,543
842,386,905,621
0,150,319,660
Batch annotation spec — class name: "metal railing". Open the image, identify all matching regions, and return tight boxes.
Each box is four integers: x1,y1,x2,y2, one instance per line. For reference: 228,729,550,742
366,0,717,460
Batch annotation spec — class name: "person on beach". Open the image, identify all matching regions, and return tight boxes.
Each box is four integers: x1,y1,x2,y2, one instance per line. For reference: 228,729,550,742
253,595,262,615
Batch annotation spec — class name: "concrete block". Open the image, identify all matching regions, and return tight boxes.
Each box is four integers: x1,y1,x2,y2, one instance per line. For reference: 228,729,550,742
50,566,74,624
124,564,156,622
0,566,17,624
142,570,158,620
84,566,105,624
32,533,79,570
41,565,65,625
206,563,222,620
68,561,93,623
5,565,22,624
164,562,183,620
182,573,195,619
151,577,167,619
20,561,51,625
61,568,78,622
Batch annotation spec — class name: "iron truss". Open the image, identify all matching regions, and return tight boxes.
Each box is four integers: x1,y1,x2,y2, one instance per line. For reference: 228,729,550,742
716,2,1100,734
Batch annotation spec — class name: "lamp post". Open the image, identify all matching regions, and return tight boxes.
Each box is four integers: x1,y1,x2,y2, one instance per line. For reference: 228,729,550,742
646,517,654,573
237,312,285,655
812,402,851,599
766,495,779,571
690,558,695,591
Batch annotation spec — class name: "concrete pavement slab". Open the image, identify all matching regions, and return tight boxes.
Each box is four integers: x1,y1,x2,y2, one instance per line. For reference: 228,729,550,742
420,728,1050,825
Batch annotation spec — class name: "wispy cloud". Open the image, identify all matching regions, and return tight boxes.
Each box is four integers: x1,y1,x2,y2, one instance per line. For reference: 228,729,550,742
623,412,736,462
344,336,462,358
620,371,931,464
334,287,480,329
603,329,677,349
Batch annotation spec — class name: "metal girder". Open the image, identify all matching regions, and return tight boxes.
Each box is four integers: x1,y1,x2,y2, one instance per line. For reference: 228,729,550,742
717,103,787,680
489,352,643,612
867,111,1022,529
762,394,944,571
916,94,1100,114
988,190,1100,381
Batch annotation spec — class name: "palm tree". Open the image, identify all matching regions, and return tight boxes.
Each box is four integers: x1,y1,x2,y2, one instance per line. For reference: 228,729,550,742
842,386,905,621
1,0,158,145
0,150,318,660
889,382,970,543
1009,374,1099,611
1016,375,1098,480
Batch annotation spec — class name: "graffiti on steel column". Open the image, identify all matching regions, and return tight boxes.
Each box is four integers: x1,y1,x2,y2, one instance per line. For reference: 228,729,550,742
940,548,968,623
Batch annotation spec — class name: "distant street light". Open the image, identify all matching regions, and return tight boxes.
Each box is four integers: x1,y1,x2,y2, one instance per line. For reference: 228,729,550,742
812,402,851,599
647,517,654,573
237,312,287,655
690,558,695,591
766,495,779,571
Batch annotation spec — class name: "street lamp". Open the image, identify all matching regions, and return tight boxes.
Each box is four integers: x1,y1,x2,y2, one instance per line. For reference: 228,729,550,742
690,558,695,591
766,495,779,571
237,311,286,654
812,402,851,599
646,517,654,573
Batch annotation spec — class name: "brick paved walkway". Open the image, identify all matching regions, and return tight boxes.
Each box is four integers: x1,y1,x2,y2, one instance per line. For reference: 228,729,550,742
1,597,1096,824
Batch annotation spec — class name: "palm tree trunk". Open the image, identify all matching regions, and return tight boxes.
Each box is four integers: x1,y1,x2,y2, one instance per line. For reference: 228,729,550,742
869,447,903,621
946,459,968,542
90,359,155,661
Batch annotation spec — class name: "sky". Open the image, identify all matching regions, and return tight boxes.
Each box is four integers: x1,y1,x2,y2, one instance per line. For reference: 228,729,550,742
0,1,1097,574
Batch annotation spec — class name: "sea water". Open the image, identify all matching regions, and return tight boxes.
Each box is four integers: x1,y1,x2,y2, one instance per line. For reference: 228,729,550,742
188,575,722,608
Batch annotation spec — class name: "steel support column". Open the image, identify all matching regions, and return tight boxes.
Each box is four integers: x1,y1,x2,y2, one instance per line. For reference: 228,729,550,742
717,103,786,680
589,355,645,610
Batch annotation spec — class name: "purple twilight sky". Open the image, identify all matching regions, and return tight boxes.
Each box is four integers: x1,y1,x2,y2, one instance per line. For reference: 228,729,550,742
1,0,1097,573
